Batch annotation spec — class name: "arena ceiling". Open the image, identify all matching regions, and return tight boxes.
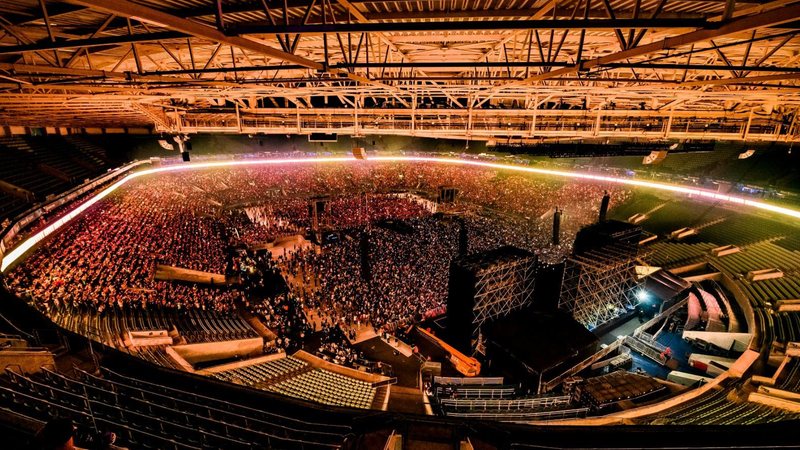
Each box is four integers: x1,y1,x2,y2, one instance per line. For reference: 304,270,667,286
2,0,800,141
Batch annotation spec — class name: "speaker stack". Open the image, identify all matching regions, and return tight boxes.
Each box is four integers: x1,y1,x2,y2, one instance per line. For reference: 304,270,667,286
437,186,458,203
352,147,366,160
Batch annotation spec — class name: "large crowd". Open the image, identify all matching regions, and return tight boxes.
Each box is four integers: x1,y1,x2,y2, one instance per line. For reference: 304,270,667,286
3,160,630,364
6,181,239,316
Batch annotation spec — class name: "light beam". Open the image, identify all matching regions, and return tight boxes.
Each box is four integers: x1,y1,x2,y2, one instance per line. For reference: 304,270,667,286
3,155,799,272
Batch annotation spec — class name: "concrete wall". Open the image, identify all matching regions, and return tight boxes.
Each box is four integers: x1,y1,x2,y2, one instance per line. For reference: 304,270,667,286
171,337,263,366
293,350,392,385
0,350,55,374
128,330,172,347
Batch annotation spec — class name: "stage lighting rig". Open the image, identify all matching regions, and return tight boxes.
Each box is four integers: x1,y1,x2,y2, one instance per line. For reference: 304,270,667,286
170,134,192,161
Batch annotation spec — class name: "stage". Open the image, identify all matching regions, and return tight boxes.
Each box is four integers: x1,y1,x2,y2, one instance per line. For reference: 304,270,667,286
483,309,599,390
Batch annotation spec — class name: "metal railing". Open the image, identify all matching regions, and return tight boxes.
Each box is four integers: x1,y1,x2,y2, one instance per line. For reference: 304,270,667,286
623,335,667,365
444,407,589,421
439,395,572,411
433,376,504,386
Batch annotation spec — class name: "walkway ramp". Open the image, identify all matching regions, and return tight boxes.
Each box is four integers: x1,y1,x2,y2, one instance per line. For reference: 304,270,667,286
154,264,227,285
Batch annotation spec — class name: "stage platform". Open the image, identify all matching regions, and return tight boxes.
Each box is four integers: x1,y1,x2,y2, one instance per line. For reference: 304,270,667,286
484,309,599,389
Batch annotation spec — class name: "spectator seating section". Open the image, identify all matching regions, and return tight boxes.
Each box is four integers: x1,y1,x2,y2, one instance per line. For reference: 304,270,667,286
0,136,113,221
561,145,799,192
212,356,308,386
210,357,380,410
738,277,800,308
648,242,716,268
645,233,800,352
0,366,348,449
0,138,70,200
642,382,800,425
25,137,96,183
431,380,587,422
637,202,729,237
0,191,28,222
658,149,741,174
712,242,800,274
770,312,800,344
49,303,258,348
269,369,376,409
133,345,184,371
699,217,800,249
778,358,800,392
63,136,112,166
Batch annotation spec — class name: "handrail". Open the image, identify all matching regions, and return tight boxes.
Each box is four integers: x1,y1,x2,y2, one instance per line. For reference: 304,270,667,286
623,335,668,366
91,366,351,433
382,430,397,450
0,346,50,353
444,407,589,420
434,376,504,386
439,395,572,410
371,377,397,388
0,384,208,450
435,386,517,399
0,312,36,342
44,366,341,447
633,298,689,339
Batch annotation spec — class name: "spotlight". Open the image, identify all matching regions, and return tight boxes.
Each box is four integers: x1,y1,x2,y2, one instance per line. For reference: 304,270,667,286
636,290,649,302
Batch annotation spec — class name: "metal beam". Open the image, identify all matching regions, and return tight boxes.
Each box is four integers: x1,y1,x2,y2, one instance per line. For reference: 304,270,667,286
38,0,62,67
66,0,324,70
11,0,773,27
359,8,703,21
334,0,423,105
492,3,800,89
0,62,244,86
5,3,86,27
230,18,708,35
601,0,628,50
64,14,116,68
7,59,800,81
0,31,187,55
0,18,61,67
126,17,143,74
741,33,795,77
462,0,557,79
682,72,800,86
66,0,411,95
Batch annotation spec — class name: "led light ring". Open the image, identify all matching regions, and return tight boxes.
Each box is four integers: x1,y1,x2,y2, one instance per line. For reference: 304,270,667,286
2,155,799,272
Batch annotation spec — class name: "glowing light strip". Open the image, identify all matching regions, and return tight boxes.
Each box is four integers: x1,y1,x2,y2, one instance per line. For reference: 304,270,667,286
2,155,799,272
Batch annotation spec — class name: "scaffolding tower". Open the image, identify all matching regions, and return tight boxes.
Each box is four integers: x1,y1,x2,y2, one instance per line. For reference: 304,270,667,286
448,247,537,355
559,244,642,331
